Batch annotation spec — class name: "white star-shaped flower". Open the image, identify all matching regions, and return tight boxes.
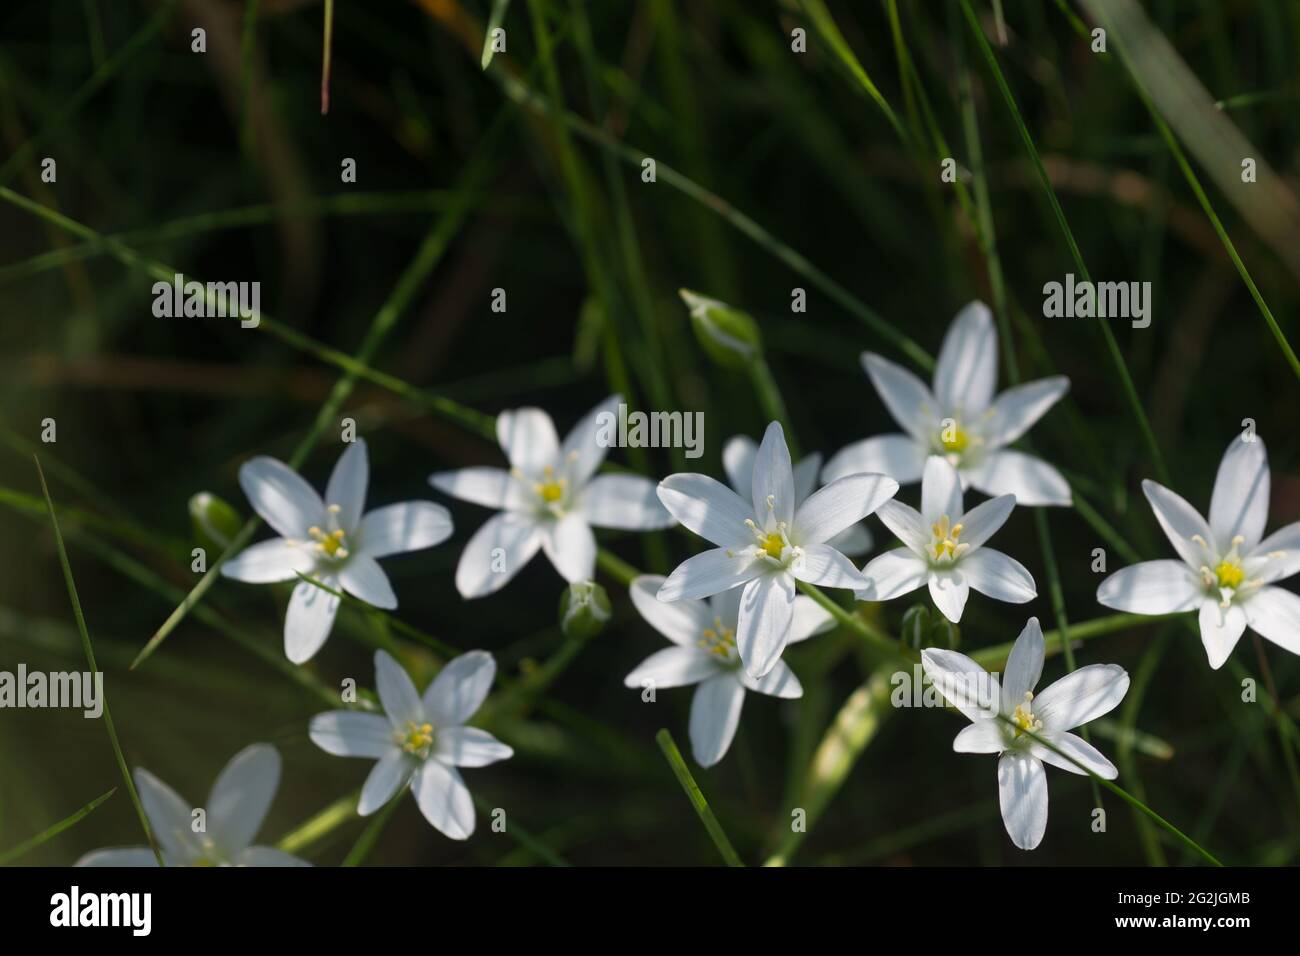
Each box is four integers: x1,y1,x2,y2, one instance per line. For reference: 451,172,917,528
723,434,873,556
310,649,512,840
77,744,308,866
823,301,1072,506
222,438,454,663
623,575,833,766
657,421,897,678
860,455,1035,622
430,394,674,598
1097,434,1300,669
922,617,1129,850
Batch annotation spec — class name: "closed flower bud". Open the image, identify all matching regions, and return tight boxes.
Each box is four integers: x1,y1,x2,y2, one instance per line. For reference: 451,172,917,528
680,288,761,368
559,580,611,640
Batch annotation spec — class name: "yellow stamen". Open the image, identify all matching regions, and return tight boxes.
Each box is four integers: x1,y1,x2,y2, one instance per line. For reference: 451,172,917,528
761,532,785,559
940,425,969,453
398,721,435,756
1214,560,1245,590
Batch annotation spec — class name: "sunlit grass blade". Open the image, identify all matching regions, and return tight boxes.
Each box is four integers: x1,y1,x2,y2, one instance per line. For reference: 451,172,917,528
481,0,511,69
655,729,744,866
0,788,115,865
276,791,360,857
341,791,402,866
34,456,163,866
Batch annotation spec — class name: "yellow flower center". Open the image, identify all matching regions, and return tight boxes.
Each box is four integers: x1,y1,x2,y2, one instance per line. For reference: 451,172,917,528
398,721,435,757
930,516,967,562
940,425,969,453
1214,560,1245,590
1011,692,1041,737
761,532,786,559
532,465,567,506
306,505,350,560
698,618,737,658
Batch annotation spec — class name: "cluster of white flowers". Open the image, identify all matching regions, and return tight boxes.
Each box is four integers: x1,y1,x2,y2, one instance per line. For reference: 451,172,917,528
82,301,1297,862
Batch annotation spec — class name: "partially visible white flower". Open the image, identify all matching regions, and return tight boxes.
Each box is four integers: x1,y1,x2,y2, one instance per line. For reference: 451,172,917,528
723,434,872,556
823,301,1072,506
657,421,897,678
309,649,512,840
861,455,1035,622
77,744,308,866
1097,435,1300,669
624,575,833,766
222,438,453,663
922,617,1129,850
430,394,674,599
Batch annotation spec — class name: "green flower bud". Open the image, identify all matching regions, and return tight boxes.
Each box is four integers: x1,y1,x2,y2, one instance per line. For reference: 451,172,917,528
559,580,612,640
679,288,762,369
189,491,242,553
900,604,930,650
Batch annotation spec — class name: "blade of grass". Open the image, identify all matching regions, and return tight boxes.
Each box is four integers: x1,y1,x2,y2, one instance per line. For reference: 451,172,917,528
481,0,511,69
34,456,162,865
0,788,116,865
341,791,402,866
654,729,744,866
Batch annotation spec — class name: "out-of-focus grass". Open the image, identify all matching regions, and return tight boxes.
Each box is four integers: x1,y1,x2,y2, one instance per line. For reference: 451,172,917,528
0,0,1297,865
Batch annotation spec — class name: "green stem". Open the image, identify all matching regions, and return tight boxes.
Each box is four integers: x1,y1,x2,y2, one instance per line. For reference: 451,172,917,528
0,788,116,865
654,729,744,866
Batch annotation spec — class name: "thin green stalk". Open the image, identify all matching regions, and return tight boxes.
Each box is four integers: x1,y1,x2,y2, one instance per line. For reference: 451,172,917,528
0,788,115,865
655,729,744,866
276,792,359,856
341,792,402,866
482,0,511,69
797,581,913,661
320,0,334,114
34,457,163,866
748,357,799,460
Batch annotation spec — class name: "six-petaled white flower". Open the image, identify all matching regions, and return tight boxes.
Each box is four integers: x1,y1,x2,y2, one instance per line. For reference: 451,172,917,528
922,617,1129,850
1097,435,1300,669
824,302,1072,506
309,649,512,840
221,438,454,663
861,455,1035,622
430,394,674,598
724,433,873,556
657,421,897,678
624,575,833,766
77,744,308,866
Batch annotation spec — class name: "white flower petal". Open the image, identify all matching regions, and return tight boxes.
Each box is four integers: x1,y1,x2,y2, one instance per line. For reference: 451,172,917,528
658,547,760,602
965,450,1071,507
961,548,1036,604
1250,521,1300,584
338,554,397,609
657,473,755,547
722,436,758,498
983,377,1069,447
423,650,497,727
740,659,803,699
689,674,747,766
929,568,970,622
133,768,203,863
75,848,161,867
827,522,874,557
861,352,937,439
1000,617,1045,714
794,473,898,545
1142,479,1213,570
561,394,622,487
708,586,744,629
922,456,964,523
375,649,424,727
788,595,836,643
1033,663,1130,730
284,578,341,663
1096,560,1202,614
934,301,997,415
1244,586,1300,657
206,744,279,855
454,512,542,599
998,752,1048,850
1198,598,1248,669
953,719,1006,754
220,539,314,584
433,726,513,768
1209,435,1269,550
955,495,1017,551
1031,731,1117,779
325,439,368,532
309,711,394,758
793,452,822,503
752,421,796,526
630,575,712,645
624,646,718,689
411,759,475,839
737,571,796,678
541,511,596,583
858,548,929,601
358,749,412,815
822,434,927,486
496,407,559,475
875,500,930,555
239,456,326,539
920,648,1000,722
790,543,866,590
358,501,453,558
428,467,527,510
580,474,674,530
